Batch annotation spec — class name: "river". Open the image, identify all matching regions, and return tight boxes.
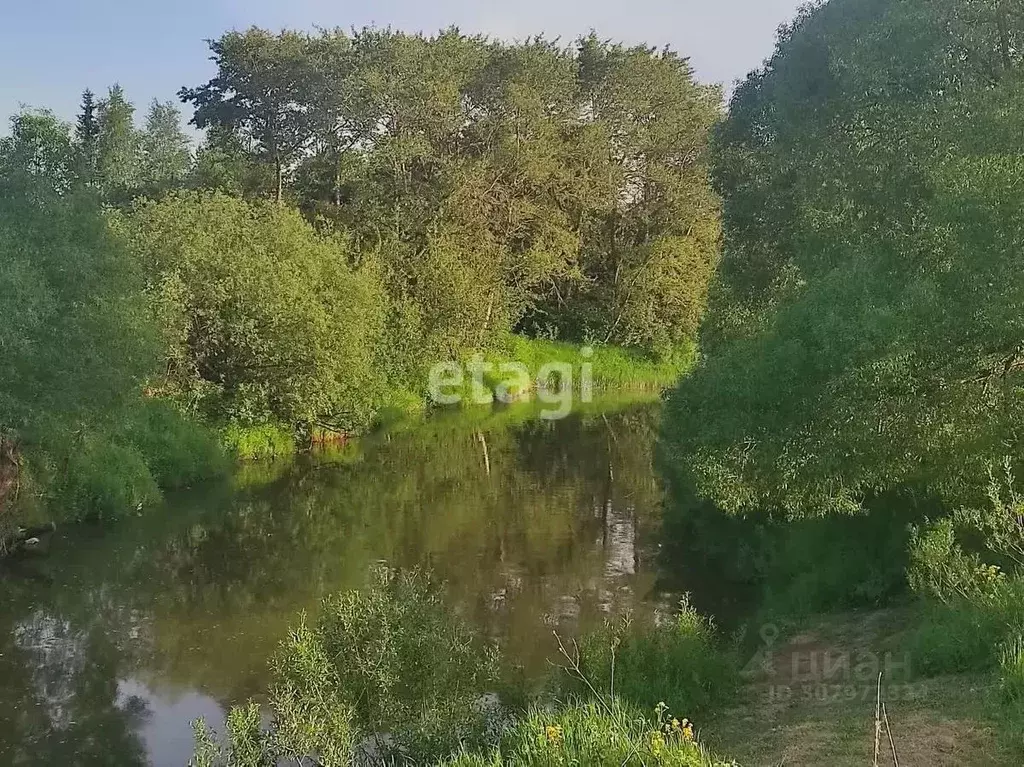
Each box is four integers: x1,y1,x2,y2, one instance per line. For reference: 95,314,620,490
0,402,684,766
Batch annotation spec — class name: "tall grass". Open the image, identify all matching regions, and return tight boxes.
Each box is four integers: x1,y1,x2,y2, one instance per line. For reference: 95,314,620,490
560,598,738,718
440,701,736,767
220,422,297,461
495,336,694,391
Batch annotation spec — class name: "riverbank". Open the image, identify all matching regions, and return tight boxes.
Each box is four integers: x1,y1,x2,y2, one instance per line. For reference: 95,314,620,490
0,336,688,551
184,569,1024,765
224,337,692,462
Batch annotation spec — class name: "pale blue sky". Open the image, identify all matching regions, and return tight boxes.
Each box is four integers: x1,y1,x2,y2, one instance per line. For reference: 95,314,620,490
1,0,805,131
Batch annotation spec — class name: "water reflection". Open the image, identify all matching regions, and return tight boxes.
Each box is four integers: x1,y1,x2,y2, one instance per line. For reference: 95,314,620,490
0,403,669,766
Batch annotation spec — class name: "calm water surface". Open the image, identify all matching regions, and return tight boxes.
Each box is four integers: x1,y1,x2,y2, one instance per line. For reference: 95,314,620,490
0,403,681,766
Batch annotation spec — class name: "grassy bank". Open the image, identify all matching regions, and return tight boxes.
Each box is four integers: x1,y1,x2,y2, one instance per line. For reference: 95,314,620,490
2,400,228,552
185,564,1024,766
707,609,1011,766
221,336,691,461
4,338,682,543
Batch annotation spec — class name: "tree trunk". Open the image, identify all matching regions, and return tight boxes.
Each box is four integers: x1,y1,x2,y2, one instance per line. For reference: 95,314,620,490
275,156,283,206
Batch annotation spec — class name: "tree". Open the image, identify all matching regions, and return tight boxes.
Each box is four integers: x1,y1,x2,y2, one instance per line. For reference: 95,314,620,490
570,36,722,350
182,28,723,357
180,29,322,204
95,84,141,203
75,88,99,177
0,109,79,195
0,110,159,523
661,0,1024,518
138,100,192,196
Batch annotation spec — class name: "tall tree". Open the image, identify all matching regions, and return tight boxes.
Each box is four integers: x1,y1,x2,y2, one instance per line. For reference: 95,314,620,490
180,29,321,204
0,110,158,522
139,100,192,196
75,88,99,177
95,85,141,203
661,0,1024,518
181,28,723,358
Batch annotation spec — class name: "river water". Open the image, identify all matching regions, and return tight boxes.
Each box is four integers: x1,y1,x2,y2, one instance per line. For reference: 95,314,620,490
0,402,685,766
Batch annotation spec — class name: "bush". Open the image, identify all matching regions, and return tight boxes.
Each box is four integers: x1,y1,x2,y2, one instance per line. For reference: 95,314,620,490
192,567,499,765
308,567,499,760
905,474,1024,676
125,400,227,488
49,434,160,522
119,191,387,434
907,599,1007,677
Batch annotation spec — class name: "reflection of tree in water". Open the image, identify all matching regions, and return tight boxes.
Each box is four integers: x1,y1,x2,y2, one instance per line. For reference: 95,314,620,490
130,405,669,692
658,485,946,629
0,588,151,766
0,404,668,762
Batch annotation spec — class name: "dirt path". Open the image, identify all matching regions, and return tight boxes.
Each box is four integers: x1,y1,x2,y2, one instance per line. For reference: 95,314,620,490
704,610,1008,766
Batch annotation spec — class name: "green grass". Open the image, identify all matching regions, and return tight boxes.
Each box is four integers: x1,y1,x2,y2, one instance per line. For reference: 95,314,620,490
210,335,687,460
490,335,694,392
13,400,228,526
999,634,1024,703
220,422,298,461
125,399,228,488
706,608,1012,766
562,598,739,720
416,335,690,417
440,701,736,767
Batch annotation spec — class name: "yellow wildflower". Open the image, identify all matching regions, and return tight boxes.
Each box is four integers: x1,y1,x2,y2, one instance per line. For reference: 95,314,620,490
651,732,666,755
681,718,694,742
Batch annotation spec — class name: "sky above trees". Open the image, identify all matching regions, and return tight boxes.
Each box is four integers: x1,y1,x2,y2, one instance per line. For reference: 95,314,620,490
0,0,804,130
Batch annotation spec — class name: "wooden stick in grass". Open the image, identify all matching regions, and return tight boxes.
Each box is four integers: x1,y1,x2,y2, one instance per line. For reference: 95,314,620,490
883,702,899,767
873,672,882,767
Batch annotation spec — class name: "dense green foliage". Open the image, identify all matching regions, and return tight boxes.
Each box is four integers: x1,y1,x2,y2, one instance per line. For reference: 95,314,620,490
192,569,499,765
565,598,737,716
653,0,1024,754
0,111,223,535
662,0,1024,518
2,26,721,530
118,192,386,432
181,28,722,356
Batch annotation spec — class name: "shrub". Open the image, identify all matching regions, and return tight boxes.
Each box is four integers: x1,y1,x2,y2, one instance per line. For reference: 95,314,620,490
125,400,227,488
192,567,499,765
52,435,160,522
562,598,737,717
906,473,1024,676
119,192,387,434
307,567,499,760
